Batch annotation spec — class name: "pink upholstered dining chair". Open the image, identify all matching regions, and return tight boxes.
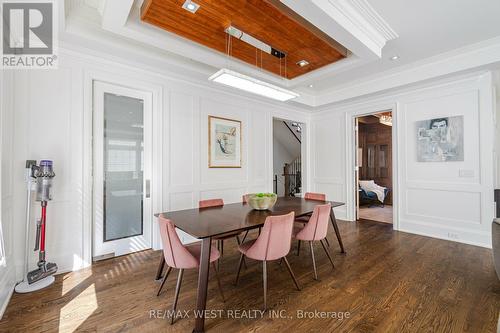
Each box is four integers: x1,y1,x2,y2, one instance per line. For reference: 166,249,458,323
234,212,301,310
242,194,250,204
304,192,326,201
241,194,257,241
293,203,335,280
156,215,224,324
199,199,245,269
295,192,330,254
198,198,224,208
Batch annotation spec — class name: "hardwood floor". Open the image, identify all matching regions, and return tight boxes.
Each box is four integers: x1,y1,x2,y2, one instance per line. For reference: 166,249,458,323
1,220,499,332
359,206,393,224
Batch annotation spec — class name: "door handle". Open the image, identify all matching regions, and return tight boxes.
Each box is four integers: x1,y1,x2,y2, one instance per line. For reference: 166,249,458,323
145,179,151,198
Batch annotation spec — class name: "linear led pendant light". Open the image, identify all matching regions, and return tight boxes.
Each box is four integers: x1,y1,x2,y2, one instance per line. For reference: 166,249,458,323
209,69,299,102
208,68,300,102
208,26,299,102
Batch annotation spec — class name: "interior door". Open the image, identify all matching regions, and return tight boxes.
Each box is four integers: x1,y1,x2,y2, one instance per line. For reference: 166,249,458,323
355,118,360,220
93,81,153,259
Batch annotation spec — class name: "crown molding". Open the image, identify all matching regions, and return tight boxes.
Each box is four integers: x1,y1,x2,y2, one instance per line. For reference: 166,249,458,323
312,70,493,117
289,0,399,58
321,0,398,52
313,36,500,107
349,0,398,44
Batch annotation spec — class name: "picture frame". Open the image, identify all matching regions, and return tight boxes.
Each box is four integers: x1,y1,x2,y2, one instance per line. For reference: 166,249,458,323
208,115,242,168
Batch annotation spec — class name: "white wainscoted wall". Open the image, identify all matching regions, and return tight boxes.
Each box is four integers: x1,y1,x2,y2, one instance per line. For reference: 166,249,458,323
494,71,500,188
309,110,347,220
0,70,16,317
311,71,496,248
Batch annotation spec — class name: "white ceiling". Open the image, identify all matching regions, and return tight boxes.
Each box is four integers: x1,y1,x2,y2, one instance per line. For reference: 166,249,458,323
312,0,500,92
63,0,500,107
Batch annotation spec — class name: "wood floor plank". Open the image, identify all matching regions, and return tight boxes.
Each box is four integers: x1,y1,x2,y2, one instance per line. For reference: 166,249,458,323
1,220,498,333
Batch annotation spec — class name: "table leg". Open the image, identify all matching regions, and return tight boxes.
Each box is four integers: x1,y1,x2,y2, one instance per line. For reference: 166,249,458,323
155,255,165,280
193,237,211,333
329,210,345,254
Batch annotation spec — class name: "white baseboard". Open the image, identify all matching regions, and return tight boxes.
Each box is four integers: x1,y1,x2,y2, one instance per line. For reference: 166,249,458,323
399,219,491,249
0,265,16,319
333,207,347,221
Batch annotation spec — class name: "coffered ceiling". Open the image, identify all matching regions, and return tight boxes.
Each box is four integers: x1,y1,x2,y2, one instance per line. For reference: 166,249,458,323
63,0,500,107
141,0,348,79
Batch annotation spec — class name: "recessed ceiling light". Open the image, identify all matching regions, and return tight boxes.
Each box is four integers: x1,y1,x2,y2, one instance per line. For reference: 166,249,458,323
308,84,314,88
182,0,200,13
390,55,400,61
296,60,309,67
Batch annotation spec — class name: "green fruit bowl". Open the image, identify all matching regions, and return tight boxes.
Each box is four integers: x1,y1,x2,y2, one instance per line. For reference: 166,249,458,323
248,193,278,210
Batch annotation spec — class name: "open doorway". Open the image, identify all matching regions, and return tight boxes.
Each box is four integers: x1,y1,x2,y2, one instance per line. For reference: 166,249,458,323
356,111,393,224
273,118,302,197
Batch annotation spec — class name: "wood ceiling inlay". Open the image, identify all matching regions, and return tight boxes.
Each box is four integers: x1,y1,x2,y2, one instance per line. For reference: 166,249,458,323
141,0,348,79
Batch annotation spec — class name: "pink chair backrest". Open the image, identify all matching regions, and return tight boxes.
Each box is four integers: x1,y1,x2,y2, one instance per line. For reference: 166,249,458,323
199,199,224,208
246,212,295,261
296,204,331,241
242,194,250,204
158,215,198,269
304,192,326,201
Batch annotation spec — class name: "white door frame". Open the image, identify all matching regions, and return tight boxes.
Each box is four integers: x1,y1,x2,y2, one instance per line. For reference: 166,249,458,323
82,70,163,267
92,81,153,258
270,115,309,196
345,102,400,230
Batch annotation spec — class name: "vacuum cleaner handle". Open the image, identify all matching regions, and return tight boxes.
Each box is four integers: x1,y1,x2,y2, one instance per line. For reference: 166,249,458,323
34,218,41,251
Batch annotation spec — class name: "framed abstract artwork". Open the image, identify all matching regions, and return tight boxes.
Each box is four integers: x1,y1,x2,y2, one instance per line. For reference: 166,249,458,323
208,116,242,168
416,116,464,162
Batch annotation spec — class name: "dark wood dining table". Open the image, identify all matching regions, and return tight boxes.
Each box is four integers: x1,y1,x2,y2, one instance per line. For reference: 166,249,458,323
154,196,345,332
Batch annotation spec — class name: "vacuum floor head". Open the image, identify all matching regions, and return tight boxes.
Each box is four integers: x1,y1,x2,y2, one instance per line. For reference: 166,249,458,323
27,262,57,285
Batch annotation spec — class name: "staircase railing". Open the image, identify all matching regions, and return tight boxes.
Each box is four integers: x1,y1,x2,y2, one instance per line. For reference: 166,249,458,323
283,156,301,197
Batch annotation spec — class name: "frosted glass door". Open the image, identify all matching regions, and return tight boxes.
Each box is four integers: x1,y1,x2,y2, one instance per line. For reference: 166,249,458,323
93,82,153,259
103,93,144,241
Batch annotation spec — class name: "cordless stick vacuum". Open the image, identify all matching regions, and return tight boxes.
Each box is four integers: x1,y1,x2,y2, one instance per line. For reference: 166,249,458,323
15,160,58,293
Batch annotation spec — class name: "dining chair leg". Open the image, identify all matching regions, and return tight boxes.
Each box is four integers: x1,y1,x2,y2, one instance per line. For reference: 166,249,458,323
324,237,331,247
263,260,268,311
283,257,301,291
277,257,284,271
171,269,184,325
217,239,223,271
155,256,166,280
309,241,318,280
211,262,225,302
320,239,335,269
157,266,172,296
234,253,245,286
297,240,301,256
235,236,248,269
241,230,249,243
